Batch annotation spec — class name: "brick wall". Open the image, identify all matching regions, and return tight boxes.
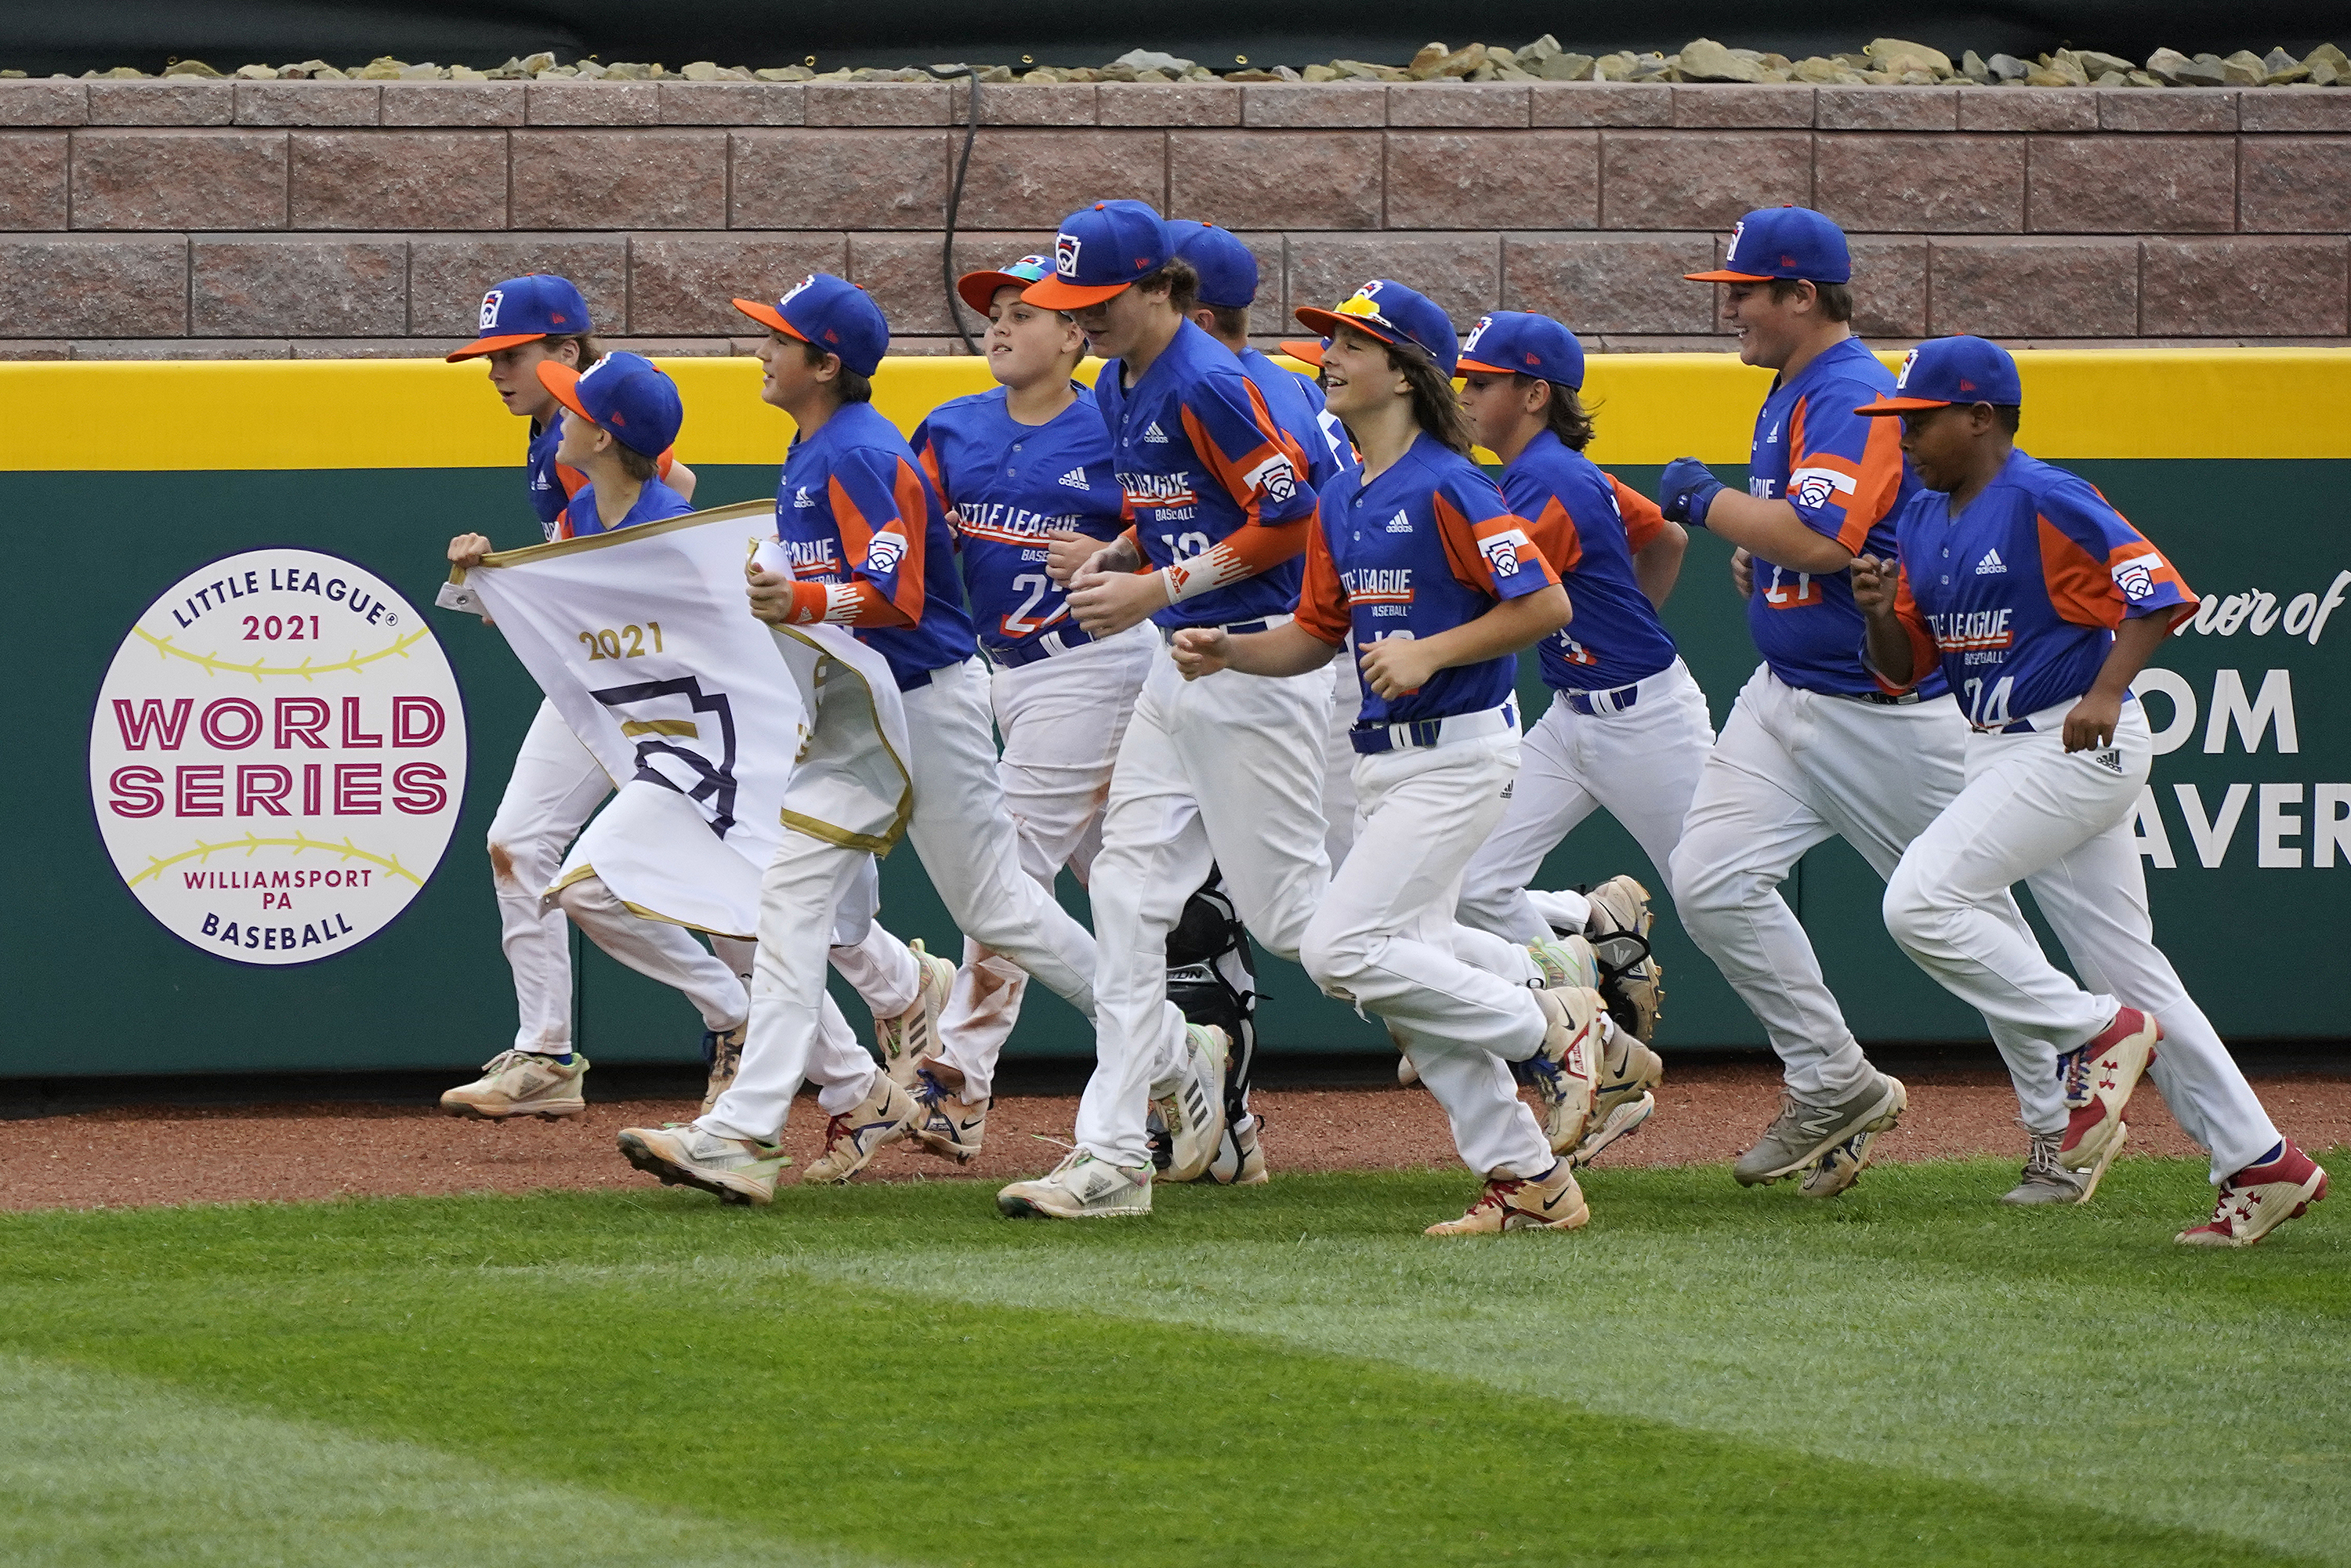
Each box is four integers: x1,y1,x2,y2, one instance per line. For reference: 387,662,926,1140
2,76,2346,360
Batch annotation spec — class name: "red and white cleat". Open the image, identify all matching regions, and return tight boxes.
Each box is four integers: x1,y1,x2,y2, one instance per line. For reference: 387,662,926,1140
2056,1006,2158,1175
2176,1142,2329,1248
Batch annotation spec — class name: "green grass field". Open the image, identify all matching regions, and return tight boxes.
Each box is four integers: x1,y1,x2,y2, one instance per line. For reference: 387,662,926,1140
2,1153,2344,1566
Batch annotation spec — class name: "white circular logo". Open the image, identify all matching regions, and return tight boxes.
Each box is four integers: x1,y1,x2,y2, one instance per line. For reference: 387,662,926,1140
89,549,469,966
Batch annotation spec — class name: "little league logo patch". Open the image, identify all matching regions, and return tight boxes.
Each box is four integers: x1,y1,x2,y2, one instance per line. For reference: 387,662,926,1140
1055,233,1082,277
89,549,469,968
2113,552,2161,601
479,289,505,331
864,530,907,575
1462,315,1494,355
1242,454,1298,505
1480,527,1530,578
1895,349,1919,389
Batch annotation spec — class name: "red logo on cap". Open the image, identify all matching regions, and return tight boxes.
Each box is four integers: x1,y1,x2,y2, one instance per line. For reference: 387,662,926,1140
824,329,839,344
1135,256,1152,270
1958,378,1976,391
551,312,568,324
1781,254,1798,267
1524,353,1541,366
611,411,628,425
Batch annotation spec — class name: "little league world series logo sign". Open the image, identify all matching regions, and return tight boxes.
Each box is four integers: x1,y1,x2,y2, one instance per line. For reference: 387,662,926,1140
89,549,469,966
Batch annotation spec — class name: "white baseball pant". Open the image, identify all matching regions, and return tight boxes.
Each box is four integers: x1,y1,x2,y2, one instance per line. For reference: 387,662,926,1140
1883,700,2280,1180
1457,659,1715,946
485,699,610,1054
1304,726,1556,1179
1074,639,1333,1168
1668,666,2064,1132
936,626,1154,1099
1321,661,1364,870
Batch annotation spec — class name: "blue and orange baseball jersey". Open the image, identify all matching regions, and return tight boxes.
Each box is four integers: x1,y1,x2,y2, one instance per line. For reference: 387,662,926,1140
1238,346,1355,493
1743,338,1942,697
1090,319,1319,630
1876,451,2197,727
773,402,977,688
1294,433,1556,729
560,474,694,539
1502,430,1682,695
911,386,1127,654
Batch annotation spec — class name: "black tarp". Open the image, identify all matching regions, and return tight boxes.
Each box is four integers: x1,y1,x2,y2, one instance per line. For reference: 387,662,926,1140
1,0,2336,78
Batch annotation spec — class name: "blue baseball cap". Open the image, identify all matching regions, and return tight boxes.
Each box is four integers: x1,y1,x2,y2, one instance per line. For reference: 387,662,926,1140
733,273,889,378
1294,280,1460,377
537,351,683,459
1024,200,1173,310
1167,219,1259,310
1857,335,2022,415
1686,206,1852,286
447,273,593,360
956,254,1056,316
1457,310,1587,390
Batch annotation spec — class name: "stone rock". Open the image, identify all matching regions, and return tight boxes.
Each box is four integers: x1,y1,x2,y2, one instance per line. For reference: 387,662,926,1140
2314,60,2342,87
753,66,812,80
1409,43,1487,79
571,60,609,78
679,60,721,80
1408,42,1450,75
1592,52,1636,81
165,60,225,77
1491,61,1538,81
1866,37,1953,75
1302,63,1341,81
1519,34,1563,62
1959,49,1991,83
2038,52,2091,85
2077,49,2134,78
355,56,408,79
2174,53,2229,86
1111,49,1194,75
2143,47,2192,84
2220,49,2266,84
398,63,448,78
1534,53,1596,81
2307,42,2350,75
2090,71,2126,85
1794,56,1861,83
1676,38,1766,82
520,53,556,74
603,62,651,79
1131,69,1172,82
1332,59,1400,79
449,64,489,81
1223,68,1279,81
2262,46,2310,83
233,63,277,79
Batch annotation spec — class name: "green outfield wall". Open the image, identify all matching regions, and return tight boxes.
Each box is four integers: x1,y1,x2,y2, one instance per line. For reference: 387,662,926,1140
9,352,2347,1080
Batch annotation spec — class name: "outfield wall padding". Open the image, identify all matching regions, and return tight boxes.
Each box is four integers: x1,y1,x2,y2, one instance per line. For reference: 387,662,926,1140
8,349,2347,1079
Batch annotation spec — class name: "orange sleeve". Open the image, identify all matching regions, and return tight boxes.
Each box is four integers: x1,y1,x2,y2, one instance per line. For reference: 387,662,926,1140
1870,564,1938,693
780,580,911,628
1610,475,1667,553
1291,524,1351,646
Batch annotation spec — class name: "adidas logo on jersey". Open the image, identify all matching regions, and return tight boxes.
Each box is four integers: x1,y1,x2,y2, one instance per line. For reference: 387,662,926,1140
1386,511,1413,534
1142,421,1170,444
792,486,817,509
1975,549,2007,575
1765,421,1782,444
2092,748,2123,773
1058,467,1089,491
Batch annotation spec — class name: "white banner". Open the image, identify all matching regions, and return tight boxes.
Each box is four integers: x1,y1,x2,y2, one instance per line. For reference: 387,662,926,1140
446,500,911,938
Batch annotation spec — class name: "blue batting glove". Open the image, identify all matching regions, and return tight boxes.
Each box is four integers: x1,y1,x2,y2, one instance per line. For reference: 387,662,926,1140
1657,457,1725,529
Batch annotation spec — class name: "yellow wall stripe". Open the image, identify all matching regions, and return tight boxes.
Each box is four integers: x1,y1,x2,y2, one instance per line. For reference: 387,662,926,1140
2,348,2344,472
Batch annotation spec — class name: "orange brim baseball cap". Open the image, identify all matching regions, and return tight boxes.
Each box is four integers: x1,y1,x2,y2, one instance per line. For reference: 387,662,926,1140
1022,274,1133,310
733,297,808,342
1278,339,1326,367
534,361,593,422
446,273,594,360
958,255,1057,316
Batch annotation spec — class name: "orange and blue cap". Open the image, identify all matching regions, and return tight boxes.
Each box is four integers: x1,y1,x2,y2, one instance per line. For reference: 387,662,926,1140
447,273,592,360
734,273,889,377
1685,206,1852,285
957,254,1056,316
1294,280,1459,376
1168,219,1259,310
1023,200,1173,310
1457,310,1586,389
536,351,683,458
1277,338,1328,367
1855,335,2022,415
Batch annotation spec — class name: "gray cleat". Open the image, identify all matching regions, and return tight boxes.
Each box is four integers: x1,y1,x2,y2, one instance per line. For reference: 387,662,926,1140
2002,1128,2112,1206
1734,1071,1907,1188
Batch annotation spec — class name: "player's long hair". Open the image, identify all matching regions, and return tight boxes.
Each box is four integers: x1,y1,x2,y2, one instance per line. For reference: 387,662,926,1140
1527,377,1596,451
1391,343,1476,457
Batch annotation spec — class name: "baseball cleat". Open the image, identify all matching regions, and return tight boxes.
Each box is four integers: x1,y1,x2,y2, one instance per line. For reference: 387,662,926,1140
1201,1110,1269,1186
906,1065,988,1164
1527,932,1599,990
1425,1161,1589,1236
2057,1007,2159,1175
440,1049,589,1121
1570,1025,1665,1168
617,1121,788,1205
2176,1141,2328,1248
802,1074,922,1184
1520,987,1607,1156
2002,1127,2117,1206
698,1023,744,1117
1151,1024,1229,1182
997,1149,1153,1219
1798,1123,1893,1198
1733,1070,1907,1188
1585,875,1665,1044
875,938,958,1088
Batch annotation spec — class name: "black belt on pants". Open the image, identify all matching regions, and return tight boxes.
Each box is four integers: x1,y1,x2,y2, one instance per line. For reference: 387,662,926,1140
986,625,1098,669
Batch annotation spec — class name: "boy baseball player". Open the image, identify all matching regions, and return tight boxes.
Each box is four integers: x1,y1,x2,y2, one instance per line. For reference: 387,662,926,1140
1174,281,1610,1234
618,274,1107,1200
1451,310,1708,1164
902,254,1154,1161
996,201,1324,1219
1654,209,2060,1200
1850,335,2327,1240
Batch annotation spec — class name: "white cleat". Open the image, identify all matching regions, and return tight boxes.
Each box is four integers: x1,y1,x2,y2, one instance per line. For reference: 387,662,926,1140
997,1149,1154,1219
1152,1023,1229,1182
875,939,958,1088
